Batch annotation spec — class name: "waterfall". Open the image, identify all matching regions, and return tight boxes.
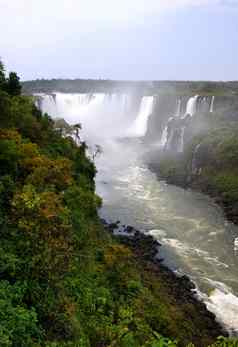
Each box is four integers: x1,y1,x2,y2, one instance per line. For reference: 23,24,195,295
129,96,154,137
35,92,136,141
37,94,57,116
36,92,132,123
176,99,182,117
210,96,215,113
184,95,199,117
159,95,208,152
159,126,168,148
178,127,186,153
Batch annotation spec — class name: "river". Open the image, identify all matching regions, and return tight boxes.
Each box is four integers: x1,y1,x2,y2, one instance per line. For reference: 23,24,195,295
37,91,238,335
96,138,238,336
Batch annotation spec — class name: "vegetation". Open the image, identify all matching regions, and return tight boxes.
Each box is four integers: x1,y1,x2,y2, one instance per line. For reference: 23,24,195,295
22,79,238,96
156,108,238,224
0,60,237,346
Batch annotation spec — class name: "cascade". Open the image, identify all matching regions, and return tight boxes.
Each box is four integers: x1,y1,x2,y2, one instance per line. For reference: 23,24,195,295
184,95,199,117
159,126,168,148
159,95,200,152
38,94,57,117
36,92,132,123
166,129,175,151
37,92,214,151
178,127,186,153
35,92,142,141
176,99,182,117
129,96,154,137
210,96,215,113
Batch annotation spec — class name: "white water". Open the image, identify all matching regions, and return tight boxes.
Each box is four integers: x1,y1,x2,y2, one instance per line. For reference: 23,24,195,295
36,92,135,141
38,92,238,335
37,94,57,116
128,96,154,136
185,95,199,117
176,98,182,117
36,92,155,140
178,127,186,153
159,95,211,152
210,96,215,113
159,126,168,148
96,141,238,335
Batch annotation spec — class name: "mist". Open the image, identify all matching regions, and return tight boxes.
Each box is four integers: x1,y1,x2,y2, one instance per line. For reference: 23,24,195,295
1,0,238,343
31,69,238,335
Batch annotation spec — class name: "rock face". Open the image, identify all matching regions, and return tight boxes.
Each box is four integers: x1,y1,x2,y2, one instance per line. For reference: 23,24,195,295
146,95,238,153
148,129,238,225
145,91,238,226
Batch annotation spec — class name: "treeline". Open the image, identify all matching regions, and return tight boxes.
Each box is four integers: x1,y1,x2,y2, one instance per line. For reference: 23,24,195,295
0,61,236,346
22,79,153,95
22,78,238,96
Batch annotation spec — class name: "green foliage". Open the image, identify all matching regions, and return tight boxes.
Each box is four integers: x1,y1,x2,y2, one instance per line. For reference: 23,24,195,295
0,280,40,346
0,59,236,347
21,78,238,96
209,337,238,347
0,60,6,89
5,72,22,96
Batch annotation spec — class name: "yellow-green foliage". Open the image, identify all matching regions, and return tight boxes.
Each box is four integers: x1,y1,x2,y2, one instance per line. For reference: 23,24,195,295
0,60,237,347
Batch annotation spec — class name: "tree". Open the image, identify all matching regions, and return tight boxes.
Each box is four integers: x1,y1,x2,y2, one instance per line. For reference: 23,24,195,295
6,72,22,96
0,60,6,89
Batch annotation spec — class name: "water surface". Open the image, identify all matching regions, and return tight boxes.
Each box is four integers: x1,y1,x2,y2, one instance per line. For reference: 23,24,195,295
96,139,238,335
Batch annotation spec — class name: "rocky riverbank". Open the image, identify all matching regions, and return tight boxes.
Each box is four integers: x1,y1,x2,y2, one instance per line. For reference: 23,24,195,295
102,219,228,346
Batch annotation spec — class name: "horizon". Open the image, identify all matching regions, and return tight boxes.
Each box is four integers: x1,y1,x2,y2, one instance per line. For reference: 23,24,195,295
22,78,238,83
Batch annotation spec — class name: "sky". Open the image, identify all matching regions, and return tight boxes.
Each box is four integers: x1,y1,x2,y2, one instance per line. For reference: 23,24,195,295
0,0,237,81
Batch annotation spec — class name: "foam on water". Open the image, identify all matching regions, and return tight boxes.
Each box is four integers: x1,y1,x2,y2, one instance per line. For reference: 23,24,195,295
206,289,238,335
128,96,154,136
36,93,238,335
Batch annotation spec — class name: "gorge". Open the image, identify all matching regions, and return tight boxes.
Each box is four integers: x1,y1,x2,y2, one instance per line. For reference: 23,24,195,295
34,86,238,336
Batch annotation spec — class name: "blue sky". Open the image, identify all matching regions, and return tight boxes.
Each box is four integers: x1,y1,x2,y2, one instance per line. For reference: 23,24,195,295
0,0,237,81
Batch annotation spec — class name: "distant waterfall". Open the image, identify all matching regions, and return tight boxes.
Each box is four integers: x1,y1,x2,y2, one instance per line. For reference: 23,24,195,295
178,127,186,153
129,96,154,137
178,95,199,151
36,92,132,122
35,92,156,141
210,96,215,113
36,92,136,141
176,99,182,117
159,95,212,153
37,94,57,116
159,126,168,148
184,95,199,117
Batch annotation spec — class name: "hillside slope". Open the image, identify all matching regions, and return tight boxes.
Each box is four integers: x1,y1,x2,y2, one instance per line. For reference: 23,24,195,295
0,62,236,346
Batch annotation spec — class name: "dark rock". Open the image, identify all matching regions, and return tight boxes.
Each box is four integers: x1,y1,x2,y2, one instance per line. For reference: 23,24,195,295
100,218,107,225
125,225,135,233
108,223,119,230
102,218,228,339
180,275,196,290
